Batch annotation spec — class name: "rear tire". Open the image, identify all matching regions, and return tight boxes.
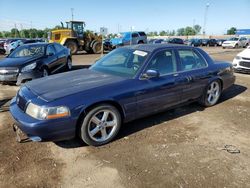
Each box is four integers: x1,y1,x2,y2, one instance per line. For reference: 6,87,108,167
42,67,49,77
92,41,102,54
65,58,72,71
79,104,121,146
65,41,78,54
199,80,221,107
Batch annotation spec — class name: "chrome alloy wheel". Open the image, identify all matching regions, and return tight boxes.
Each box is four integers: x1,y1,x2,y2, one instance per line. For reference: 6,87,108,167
87,110,118,142
207,81,221,105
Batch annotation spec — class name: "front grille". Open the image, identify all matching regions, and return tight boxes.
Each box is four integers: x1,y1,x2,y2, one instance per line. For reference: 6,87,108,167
242,57,250,61
0,67,19,76
17,92,28,112
239,61,250,68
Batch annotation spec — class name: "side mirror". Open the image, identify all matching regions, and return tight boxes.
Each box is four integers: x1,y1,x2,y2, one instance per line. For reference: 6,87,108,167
142,69,159,79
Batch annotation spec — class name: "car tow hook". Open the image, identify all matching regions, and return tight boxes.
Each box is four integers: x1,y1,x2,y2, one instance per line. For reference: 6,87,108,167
12,123,30,143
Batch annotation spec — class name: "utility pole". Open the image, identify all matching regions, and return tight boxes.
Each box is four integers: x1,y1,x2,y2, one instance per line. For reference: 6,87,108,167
14,23,17,38
203,3,210,38
71,8,74,21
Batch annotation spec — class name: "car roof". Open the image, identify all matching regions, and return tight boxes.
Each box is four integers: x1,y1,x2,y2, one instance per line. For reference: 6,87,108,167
124,44,193,53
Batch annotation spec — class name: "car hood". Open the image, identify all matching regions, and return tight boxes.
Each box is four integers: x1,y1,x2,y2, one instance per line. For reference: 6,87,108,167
0,56,42,68
25,69,126,102
237,48,250,58
223,40,237,44
110,38,123,45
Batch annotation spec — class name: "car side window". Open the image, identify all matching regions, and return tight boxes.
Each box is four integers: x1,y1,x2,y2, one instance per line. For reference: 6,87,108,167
178,50,207,71
54,43,64,52
46,45,56,55
132,33,139,38
146,50,177,75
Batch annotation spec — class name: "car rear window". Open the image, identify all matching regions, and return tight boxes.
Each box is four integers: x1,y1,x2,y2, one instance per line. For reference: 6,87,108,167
178,50,207,71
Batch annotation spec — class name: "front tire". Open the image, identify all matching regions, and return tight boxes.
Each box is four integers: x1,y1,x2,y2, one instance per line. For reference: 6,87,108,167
200,80,221,107
65,41,78,54
79,104,121,146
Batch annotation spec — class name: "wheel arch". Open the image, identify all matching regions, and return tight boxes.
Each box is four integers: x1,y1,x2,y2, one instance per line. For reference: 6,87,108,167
75,100,125,135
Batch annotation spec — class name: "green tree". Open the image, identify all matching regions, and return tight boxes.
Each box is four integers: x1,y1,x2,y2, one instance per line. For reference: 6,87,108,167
227,27,237,35
20,29,30,38
193,25,202,34
11,28,20,38
0,32,3,38
159,30,167,36
184,26,196,36
177,28,185,36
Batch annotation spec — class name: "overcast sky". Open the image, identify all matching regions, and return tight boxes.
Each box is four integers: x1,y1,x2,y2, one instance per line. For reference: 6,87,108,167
0,0,249,34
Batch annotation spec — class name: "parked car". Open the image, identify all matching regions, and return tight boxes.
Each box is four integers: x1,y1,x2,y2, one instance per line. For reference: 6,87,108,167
5,39,26,54
4,38,24,53
103,39,112,51
201,39,209,46
216,39,226,46
201,39,218,47
232,46,250,72
186,39,202,47
10,44,235,146
110,31,147,48
167,38,184,44
222,37,248,48
0,39,6,54
0,42,71,85
148,39,165,44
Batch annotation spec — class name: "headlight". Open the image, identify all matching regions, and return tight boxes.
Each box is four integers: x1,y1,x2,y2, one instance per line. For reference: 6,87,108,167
21,62,37,73
235,56,242,60
25,102,70,120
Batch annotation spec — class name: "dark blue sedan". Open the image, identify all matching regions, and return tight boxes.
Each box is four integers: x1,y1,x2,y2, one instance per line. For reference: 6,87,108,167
10,44,235,146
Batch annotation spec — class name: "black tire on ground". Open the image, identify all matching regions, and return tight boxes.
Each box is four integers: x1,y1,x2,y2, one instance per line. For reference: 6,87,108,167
65,58,72,71
65,40,78,54
79,104,122,146
92,41,102,54
138,41,144,44
199,80,222,107
42,67,50,77
234,44,239,49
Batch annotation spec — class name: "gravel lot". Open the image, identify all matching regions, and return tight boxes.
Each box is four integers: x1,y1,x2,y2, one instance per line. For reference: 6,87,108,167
0,47,249,188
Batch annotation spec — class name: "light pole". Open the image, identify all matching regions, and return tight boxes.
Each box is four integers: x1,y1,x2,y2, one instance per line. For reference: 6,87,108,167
203,3,210,38
71,8,74,21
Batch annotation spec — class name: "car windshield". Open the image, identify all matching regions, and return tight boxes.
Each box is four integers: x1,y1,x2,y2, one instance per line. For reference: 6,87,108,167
8,45,45,58
90,48,148,78
228,38,239,41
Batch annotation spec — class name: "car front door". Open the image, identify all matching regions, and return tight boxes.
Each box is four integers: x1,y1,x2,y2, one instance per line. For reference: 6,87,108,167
176,48,211,102
135,49,184,117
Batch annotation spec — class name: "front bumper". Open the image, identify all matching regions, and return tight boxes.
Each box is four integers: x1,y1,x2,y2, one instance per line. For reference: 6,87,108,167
0,71,43,85
233,59,250,73
222,43,235,48
9,97,76,142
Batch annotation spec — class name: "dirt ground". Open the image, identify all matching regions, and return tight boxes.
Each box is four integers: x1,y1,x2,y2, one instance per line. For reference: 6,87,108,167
0,47,250,188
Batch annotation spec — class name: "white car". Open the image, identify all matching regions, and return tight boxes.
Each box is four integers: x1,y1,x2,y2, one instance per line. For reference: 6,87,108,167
5,40,24,54
232,46,250,72
222,37,249,49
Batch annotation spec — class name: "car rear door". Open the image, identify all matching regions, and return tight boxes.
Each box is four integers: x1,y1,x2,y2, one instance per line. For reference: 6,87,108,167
135,49,183,117
175,48,211,102
46,44,60,72
54,43,67,69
